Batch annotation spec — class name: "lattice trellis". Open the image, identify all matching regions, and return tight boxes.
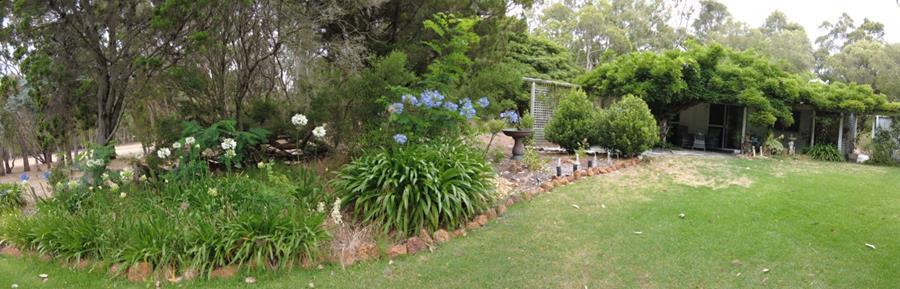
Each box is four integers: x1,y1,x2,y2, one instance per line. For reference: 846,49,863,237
525,77,579,147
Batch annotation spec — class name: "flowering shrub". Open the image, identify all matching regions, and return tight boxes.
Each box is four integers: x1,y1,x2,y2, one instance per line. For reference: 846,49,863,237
75,143,116,185
333,141,494,235
384,90,487,145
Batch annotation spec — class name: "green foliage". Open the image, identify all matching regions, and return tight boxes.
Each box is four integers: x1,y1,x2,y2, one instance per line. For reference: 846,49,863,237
544,90,597,151
522,147,545,171
519,113,534,130
245,98,292,138
180,119,270,168
764,133,786,155
422,13,481,91
870,122,899,165
595,95,659,156
0,184,24,210
806,144,844,162
312,51,418,150
505,33,582,81
333,141,494,236
1,165,328,277
75,143,117,185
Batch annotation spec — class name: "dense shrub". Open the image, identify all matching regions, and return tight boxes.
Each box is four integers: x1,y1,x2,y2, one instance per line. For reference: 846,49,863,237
870,122,899,165
544,89,597,152
0,165,329,277
806,144,844,162
333,141,494,236
595,95,659,156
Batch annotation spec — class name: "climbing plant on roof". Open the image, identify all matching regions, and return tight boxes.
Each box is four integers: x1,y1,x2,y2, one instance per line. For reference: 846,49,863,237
578,42,899,137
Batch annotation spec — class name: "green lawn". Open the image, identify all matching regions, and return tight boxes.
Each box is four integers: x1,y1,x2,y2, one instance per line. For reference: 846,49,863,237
2,156,899,288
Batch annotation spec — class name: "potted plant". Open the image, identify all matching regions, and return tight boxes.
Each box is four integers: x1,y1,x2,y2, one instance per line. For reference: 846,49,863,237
500,110,534,160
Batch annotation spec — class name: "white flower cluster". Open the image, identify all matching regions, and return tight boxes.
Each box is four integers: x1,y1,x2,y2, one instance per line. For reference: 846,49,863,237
221,138,237,158
157,148,172,159
317,202,326,213
120,167,135,180
330,198,343,226
313,125,327,139
221,138,237,150
172,142,183,149
79,149,104,168
291,114,308,127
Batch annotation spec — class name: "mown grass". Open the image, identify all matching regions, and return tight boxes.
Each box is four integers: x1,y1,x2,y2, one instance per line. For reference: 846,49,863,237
1,156,898,288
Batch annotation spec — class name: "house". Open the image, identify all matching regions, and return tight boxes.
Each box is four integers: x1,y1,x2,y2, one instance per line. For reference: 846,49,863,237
670,102,894,156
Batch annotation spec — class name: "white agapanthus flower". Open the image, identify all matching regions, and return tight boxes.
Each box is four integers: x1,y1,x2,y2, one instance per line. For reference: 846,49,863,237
313,125,327,139
108,182,119,192
119,192,128,198
224,149,236,158
157,148,171,159
330,198,343,225
221,138,237,150
184,136,196,146
316,202,326,213
291,114,308,127
172,142,183,149
120,167,134,180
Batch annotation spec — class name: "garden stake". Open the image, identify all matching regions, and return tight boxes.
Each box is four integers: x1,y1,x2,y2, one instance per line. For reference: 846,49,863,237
574,154,579,171
556,158,562,177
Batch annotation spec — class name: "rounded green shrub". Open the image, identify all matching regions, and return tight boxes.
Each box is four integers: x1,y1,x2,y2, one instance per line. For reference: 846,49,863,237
544,89,597,152
333,141,494,236
595,95,659,156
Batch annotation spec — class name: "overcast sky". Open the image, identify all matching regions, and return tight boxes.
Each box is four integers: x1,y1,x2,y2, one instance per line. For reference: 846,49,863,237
717,0,900,44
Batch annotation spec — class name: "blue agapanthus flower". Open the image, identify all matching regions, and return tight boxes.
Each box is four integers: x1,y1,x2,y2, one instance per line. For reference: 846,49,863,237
500,110,520,124
393,134,408,145
477,97,490,108
390,102,404,114
443,101,459,112
420,90,444,108
19,173,29,182
459,98,477,120
402,94,418,106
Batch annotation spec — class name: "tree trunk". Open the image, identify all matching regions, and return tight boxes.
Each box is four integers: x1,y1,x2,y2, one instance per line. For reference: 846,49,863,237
846,112,857,155
22,152,31,172
0,148,5,176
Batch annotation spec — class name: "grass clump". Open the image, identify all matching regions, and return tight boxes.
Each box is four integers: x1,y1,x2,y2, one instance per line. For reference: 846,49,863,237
806,144,844,162
334,141,494,236
0,165,329,277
